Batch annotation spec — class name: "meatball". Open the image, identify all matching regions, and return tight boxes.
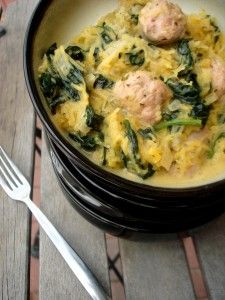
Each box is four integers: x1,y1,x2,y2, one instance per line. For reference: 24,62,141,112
113,71,172,124
139,0,187,45
211,58,225,99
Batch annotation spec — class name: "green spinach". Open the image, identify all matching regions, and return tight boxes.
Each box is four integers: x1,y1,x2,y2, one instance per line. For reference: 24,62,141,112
208,16,221,43
127,160,155,179
162,110,180,121
46,43,57,58
154,118,202,131
63,81,80,101
122,151,155,179
93,47,100,63
67,65,84,85
131,14,139,25
123,120,155,179
127,49,145,66
99,22,117,45
93,74,114,89
190,103,210,126
166,77,200,104
40,73,59,98
69,132,103,151
85,105,104,131
177,40,193,75
65,45,85,62
208,132,225,158
101,32,113,44
124,120,139,159
167,72,211,125
40,48,86,113
39,72,70,113
138,127,155,140
48,96,65,113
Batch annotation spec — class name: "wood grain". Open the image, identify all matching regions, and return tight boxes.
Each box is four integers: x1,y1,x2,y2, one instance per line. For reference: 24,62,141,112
39,139,110,300
0,1,37,299
120,234,195,300
193,215,225,299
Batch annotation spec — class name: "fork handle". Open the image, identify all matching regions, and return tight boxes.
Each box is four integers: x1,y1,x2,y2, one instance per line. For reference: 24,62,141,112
24,197,109,300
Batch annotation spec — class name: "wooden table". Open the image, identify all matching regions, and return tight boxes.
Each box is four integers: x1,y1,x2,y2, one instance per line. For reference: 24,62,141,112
1,1,225,299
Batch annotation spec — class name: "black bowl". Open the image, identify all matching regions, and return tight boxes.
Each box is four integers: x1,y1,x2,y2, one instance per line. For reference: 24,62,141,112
46,135,225,234
24,0,225,234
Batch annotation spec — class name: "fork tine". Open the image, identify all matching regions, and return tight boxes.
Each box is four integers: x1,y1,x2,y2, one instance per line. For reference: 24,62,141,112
0,164,15,189
0,174,13,193
0,155,20,186
0,147,24,184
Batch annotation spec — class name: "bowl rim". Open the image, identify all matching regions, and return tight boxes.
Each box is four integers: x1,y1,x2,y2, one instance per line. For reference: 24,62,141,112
23,0,225,194
49,135,225,209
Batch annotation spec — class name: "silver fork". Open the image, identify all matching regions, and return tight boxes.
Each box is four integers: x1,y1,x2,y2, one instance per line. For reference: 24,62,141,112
0,146,109,300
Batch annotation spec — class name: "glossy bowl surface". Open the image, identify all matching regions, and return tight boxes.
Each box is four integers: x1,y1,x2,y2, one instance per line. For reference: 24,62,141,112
47,136,225,234
24,0,225,233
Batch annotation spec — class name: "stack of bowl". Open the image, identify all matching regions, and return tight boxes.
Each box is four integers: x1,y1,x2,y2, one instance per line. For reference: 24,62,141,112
24,0,225,236
46,136,225,235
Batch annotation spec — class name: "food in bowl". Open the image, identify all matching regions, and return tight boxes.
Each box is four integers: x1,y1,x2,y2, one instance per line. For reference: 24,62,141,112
38,0,225,187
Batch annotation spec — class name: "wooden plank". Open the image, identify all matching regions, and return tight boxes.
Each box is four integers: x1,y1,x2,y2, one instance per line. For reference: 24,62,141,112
39,140,110,300
193,215,225,299
0,1,37,299
120,235,195,300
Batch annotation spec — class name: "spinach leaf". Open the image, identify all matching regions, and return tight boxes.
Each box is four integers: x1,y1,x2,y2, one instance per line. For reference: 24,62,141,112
162,110,180,121
40,70,80,110
69,132,103,151
207,15,221,43
183,72,199,85
69,134,97,151
139,164,155,179
60,61,83,100
127,160,155,179
162,110,181,131
58,67,81,101
210,19,220,33
131,14,139,25
63,81,80,101
208,132,225,158
65,45,85,62
101,32,113,44
121,151,128,167
85,105,104,131
154,118,202,131
122,151,155,179
50,47,84,86
127,49,145,66
177,40,193,75
48,96,65,113
99,22,117,45
46,43,57,58
93,47,100,63
93,74,114,89
190,103,210,126
122,121,155,179
166,77,201,104
124,120,139,159
40,48,85,113
39,73,60,98
138,127,155,140
67,65,84,85
40,72,78,112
